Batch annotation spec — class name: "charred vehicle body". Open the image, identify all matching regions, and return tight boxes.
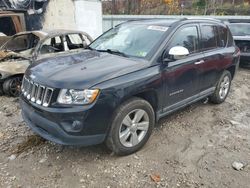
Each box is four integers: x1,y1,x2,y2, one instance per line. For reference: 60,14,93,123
21,18,240,155
0,30,92,96
0,11,26,46
228,22,250,67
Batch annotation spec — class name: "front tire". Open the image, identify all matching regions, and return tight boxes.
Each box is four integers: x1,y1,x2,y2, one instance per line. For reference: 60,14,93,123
210,71,232,104
106,97,155,156
3,76,23,97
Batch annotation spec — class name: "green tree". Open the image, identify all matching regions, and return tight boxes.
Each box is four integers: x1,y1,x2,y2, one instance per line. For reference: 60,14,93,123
195,0,206,8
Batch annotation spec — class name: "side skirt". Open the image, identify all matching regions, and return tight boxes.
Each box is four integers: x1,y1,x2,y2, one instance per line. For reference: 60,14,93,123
156,87,215,121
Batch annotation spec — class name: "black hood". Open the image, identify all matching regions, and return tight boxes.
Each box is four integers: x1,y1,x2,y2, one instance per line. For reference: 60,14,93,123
26,50,149,89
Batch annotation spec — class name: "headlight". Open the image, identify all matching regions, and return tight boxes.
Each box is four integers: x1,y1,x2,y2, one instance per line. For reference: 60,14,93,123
57,89,99,105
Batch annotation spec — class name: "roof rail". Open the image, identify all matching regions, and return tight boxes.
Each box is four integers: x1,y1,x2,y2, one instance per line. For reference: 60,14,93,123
124,17,181,22
186,17,222,22
114,17,184,27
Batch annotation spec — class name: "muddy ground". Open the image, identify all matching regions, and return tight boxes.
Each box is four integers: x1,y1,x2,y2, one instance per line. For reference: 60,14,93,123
0,69,249,188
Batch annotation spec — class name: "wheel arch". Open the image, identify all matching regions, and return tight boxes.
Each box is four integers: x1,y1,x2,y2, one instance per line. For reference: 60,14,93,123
226,65,236,79
115,89,159,123
133,90,159,113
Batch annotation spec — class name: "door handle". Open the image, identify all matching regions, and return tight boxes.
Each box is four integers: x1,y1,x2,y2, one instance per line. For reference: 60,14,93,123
194,60,205,65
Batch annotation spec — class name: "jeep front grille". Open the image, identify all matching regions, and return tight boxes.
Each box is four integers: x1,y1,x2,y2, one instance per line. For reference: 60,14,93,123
21,77,54,107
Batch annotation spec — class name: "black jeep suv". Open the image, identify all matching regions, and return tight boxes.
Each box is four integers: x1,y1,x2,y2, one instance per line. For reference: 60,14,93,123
20,18,240,155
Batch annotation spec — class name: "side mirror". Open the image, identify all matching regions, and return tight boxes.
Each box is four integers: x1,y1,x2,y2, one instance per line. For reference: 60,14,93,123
169,46,190,60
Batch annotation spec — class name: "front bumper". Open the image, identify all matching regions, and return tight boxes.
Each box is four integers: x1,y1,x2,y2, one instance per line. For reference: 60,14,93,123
20,98,107,146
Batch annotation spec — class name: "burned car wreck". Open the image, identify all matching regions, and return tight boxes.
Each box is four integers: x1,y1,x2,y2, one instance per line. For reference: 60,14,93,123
0,11,26,46
0,30,93,96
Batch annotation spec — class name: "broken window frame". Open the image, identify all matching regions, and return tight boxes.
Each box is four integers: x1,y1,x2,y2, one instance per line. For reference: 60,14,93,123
37,35,66,57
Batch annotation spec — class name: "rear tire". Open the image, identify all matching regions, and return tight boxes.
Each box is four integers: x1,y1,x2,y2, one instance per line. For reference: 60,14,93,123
3,76,23,97
106,97,155,156
210,71,232,104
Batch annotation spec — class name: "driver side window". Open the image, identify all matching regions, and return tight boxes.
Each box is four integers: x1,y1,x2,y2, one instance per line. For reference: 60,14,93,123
168,26,199,55
40,36,64,54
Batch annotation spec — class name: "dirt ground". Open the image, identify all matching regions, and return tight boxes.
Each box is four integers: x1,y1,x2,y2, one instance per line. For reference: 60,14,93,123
0,68,249,188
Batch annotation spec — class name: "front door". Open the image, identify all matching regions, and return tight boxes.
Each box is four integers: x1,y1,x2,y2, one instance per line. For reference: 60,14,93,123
36,35,65,60
162,24,203,111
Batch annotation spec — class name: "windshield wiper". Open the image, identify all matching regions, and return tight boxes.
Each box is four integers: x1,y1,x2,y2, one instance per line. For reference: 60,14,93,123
97,49,129,57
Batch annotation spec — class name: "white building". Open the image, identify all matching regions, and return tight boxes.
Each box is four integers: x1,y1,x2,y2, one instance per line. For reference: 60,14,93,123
43,0,103,39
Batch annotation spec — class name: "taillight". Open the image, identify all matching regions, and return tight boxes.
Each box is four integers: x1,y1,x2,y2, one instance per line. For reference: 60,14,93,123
235,46,240,56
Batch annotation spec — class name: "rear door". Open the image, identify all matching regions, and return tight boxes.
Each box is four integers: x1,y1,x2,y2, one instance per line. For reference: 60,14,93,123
198,24,229,92
162,24,204,109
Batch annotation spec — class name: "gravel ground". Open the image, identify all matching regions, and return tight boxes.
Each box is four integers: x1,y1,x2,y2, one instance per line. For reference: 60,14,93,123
0,68,249,188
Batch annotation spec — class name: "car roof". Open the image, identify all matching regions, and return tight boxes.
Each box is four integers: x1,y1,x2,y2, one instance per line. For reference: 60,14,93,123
121,18,224,27
123,19,181,27
14,29,85,40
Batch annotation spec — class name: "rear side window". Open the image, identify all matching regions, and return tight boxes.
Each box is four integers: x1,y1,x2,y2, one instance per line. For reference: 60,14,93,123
201,25,218,51
217,26,228,47
168,26,199,54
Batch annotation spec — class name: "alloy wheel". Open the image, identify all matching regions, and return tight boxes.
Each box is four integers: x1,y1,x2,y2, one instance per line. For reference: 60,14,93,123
119,109,149,148
219,75,230,100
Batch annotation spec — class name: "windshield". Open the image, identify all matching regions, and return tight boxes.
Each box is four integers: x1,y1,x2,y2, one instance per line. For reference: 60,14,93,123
229,24,250,36
90,24,168,58
1,33,39,55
